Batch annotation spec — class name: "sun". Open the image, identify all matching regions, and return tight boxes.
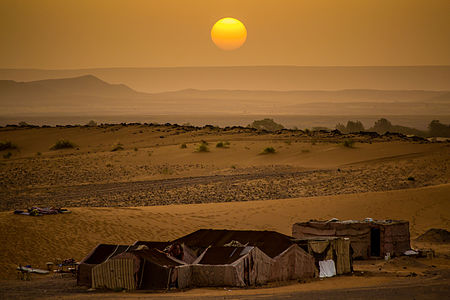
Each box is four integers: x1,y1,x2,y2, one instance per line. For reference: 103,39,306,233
211,17,247,51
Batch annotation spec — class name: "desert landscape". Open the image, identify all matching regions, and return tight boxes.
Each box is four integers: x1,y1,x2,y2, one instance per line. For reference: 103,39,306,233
0,124,449,299
1,0,450,299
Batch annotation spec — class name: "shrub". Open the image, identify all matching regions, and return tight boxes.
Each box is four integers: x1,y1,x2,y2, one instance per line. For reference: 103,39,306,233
3,152,12,159
160,166,172,175
407,176,415,181
86,120,97,127
0,141,17,151
343,140,355,148
111,143,124,152
134,147,138,151
261,147,276,154
216,141,229,148
196,143,209,152
180,143,187,149
50,139,76,150
36,152,42,156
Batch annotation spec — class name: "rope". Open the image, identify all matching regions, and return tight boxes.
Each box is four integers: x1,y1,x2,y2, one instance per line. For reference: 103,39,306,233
166,267,172,291
105,245,120,262
138,260,145,289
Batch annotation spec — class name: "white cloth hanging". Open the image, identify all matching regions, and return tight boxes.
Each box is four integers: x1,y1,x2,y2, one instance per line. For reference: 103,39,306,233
319,259,336,278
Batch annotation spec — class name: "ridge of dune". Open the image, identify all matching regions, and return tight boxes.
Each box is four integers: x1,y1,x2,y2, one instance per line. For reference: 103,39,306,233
0,184,448,279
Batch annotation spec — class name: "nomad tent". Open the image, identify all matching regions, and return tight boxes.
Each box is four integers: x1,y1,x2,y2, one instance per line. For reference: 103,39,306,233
133,241,197,264
293,236,352,276
292,219,410,259
77,244,134,286
269,244,316,281
177,246,273,288
173,229,316,284
91,246,183,290
173,229,295,258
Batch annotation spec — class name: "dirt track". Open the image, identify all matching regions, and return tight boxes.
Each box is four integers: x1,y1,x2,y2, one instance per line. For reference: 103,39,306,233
1,127,449,211
0,269,448,300
2,149,449,211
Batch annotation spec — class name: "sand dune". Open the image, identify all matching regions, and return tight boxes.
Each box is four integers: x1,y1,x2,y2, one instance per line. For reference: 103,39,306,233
1,126,448,210
0,125,448,287
0,184,448,280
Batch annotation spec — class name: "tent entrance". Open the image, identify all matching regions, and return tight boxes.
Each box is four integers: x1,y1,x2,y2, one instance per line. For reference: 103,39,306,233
370,228,381,257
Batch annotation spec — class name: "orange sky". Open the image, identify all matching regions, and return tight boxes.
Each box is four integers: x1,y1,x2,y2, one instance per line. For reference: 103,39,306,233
1,0,449,69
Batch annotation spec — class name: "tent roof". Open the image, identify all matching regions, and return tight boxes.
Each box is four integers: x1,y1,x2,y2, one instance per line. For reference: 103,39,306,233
81,244,134,265
132,241,171,250
130,248,182,267
198,246,254,265
173,229,294,258
294,219,408,226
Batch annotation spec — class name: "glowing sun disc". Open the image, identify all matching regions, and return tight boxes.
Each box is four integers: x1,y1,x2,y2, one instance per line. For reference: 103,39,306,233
211,17,247,51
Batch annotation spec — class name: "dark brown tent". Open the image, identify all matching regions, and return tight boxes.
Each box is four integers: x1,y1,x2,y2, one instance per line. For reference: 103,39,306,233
172,229,294,258
92,246,183,290
292,219,410,259
77,244,134,286
132,241,171,250
173,229,316,285
133,241,197,264
177,246,273,288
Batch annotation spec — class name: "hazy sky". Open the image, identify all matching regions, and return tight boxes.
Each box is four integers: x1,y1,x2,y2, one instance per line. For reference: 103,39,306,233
1,0,449,69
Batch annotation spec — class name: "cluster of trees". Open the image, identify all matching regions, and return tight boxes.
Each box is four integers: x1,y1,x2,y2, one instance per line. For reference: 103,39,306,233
248,117,450,137
428,120,450,137
336,118,450,137
336,121,364,133
248,118,284,131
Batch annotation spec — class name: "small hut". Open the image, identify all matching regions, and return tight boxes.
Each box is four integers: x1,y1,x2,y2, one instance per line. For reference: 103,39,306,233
292,219,410,259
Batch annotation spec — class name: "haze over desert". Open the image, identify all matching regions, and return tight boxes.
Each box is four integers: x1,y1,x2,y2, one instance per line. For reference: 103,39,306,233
0,0,449,299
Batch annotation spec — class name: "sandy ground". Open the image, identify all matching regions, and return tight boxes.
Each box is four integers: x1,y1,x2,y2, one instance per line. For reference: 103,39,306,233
0,184,449,279
0,125,449,299
1,125,448,210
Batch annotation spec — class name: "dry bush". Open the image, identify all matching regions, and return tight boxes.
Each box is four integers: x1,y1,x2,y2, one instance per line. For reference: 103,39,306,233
50,140,76,150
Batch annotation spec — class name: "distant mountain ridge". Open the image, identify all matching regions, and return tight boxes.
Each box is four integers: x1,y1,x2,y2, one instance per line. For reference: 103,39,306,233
1,65,449,92
0,75,139,98
1,75,449,116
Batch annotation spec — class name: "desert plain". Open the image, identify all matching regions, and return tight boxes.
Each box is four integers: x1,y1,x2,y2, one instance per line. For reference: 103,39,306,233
0,123,449,299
